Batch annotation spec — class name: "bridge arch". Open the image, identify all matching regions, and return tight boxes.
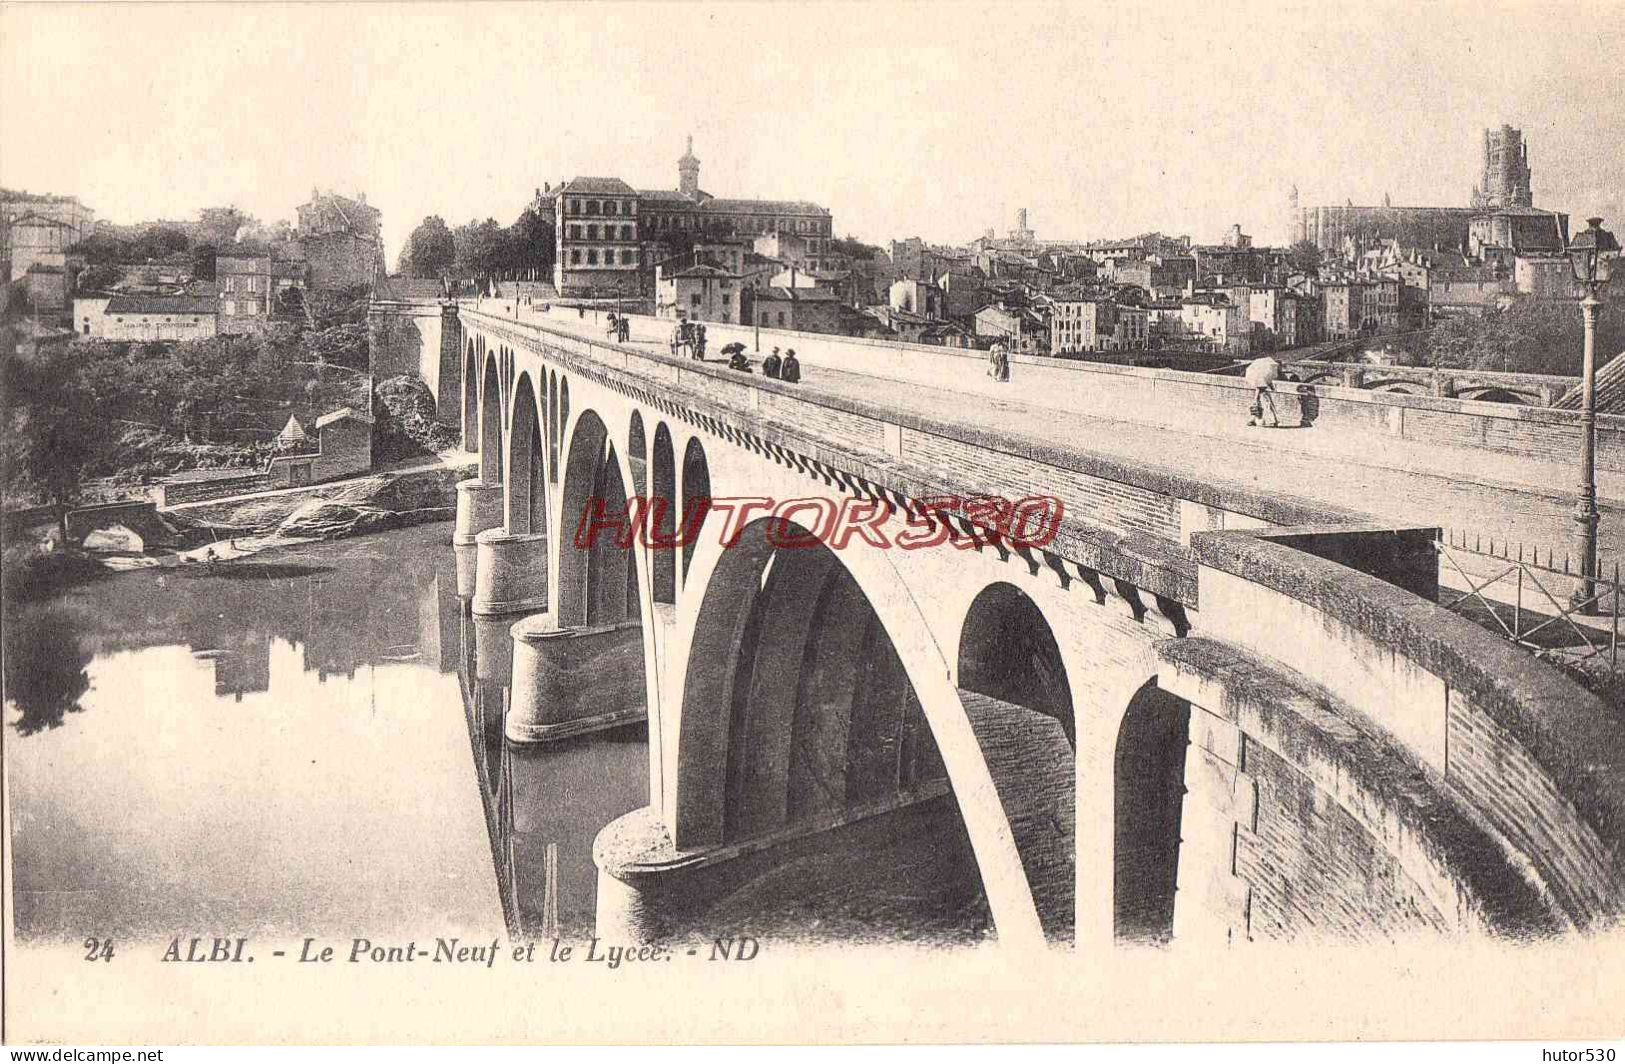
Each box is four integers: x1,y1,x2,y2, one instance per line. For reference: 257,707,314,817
505,372,545,535
1458,387,1530,405
680,436,710,585
462,338,477,449
667,514,1045,947
627,411,647,497
547,371,559,483
651,424,677,604
1113,678,1193,944
957,582,1074,746
556,408,641,630
479,352,503,484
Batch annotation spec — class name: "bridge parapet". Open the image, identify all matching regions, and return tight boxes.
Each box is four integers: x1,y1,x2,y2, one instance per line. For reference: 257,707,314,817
1188,524,1625,934
459,306,1367,612
512,304,1624,477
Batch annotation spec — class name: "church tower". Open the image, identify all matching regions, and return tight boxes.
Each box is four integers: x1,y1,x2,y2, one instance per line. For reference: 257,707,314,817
678,135,701,198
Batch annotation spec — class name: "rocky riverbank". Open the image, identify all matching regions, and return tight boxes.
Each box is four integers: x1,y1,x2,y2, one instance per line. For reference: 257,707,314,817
6,459,478,597
169,459,474,539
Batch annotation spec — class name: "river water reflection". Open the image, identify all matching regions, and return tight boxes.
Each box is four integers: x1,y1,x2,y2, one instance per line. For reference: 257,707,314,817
3,523,648,945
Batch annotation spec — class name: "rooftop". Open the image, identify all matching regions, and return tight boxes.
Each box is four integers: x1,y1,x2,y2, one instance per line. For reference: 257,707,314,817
561,176,639,195
105,293,218,315
315,406,375,429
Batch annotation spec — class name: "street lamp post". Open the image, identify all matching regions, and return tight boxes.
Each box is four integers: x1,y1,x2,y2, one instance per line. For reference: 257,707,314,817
1567,217,1619,613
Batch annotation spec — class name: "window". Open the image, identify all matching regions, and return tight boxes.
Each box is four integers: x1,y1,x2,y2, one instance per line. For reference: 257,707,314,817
225,276,236,293
224,300,236,315
778,312,786,326
570,198,580,214
621,225,632,240
568,225,580,240
587,224,598,240
587,250,598,265
691,294,702,307
609,201,619,215
622,250,635,265
587,200,599,214
571,249,582,265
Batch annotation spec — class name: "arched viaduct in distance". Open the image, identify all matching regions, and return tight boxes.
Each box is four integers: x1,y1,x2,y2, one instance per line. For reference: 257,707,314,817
420,300,1625,951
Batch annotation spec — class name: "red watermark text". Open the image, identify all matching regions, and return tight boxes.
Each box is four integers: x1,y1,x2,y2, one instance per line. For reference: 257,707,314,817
574,495,1063,552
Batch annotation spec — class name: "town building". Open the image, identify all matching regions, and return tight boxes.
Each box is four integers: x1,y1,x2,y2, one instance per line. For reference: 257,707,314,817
217,253,275,333
973,303,1049,352
1114,256,1196,301
2,191,95,278
545,138,834,299
1515,255,1580,301
1469,206,1570,257
655,262,742,324
749,286,842,334
296,189,384,290
1050,291,1147,353
889,277,945,319
552,177,643,297
85,292,218,340
1278,291,1323,348
1320,279,1365,340
753,231,842,273
1427,265,1514,318
1180,293,1251,353
267,408,374,486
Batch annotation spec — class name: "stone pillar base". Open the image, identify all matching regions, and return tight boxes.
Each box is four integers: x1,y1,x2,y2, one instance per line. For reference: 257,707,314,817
507,614,646,744
473,613,520,686
472,528,549,616
593,786,958,943
453,543,479,600
453,479,504,547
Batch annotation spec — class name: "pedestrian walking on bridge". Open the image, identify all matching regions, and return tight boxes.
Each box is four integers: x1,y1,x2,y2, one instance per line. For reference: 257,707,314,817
1245,354,1282,427
763,347,782,379
781,349,801,384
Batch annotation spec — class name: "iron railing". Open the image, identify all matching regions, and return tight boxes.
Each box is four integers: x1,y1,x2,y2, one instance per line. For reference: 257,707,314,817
1436,529,1620,674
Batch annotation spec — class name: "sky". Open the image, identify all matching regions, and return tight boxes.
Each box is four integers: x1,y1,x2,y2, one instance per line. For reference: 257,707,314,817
3,0,1622,265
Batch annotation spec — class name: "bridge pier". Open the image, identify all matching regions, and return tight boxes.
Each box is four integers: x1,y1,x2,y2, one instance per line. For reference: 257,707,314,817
453,479,504,547
591,788,975,943
506,614,647,744
453,543,479,599
471,528,549,616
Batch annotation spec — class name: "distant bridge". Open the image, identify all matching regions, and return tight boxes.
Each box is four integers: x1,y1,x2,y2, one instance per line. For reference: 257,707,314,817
373,296,1625,949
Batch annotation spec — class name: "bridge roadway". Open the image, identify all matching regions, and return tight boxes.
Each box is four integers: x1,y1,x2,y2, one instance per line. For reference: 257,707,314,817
515,302,1625,569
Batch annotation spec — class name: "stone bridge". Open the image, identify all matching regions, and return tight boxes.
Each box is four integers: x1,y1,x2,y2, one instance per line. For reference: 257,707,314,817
419,301,1625,951
1286,359,1575,406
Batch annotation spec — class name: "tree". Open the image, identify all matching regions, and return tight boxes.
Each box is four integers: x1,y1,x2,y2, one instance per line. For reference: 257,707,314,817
76,263,121,293
453,217,506,276
1393,297,1625,376
507,206,555,275
1,345,102,548
192,243,218,281
831,235,882,261
401,215,456,278
1288,239,1322,275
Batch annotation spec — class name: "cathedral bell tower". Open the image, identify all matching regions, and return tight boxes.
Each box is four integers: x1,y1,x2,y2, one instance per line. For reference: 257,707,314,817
678,135,701,198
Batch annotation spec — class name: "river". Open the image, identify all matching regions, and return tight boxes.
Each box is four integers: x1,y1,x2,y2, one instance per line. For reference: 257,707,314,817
2,522,648,945
5,521,991,948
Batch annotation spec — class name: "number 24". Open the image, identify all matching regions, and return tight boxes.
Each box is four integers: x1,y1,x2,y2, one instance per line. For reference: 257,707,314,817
83,937,114,962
